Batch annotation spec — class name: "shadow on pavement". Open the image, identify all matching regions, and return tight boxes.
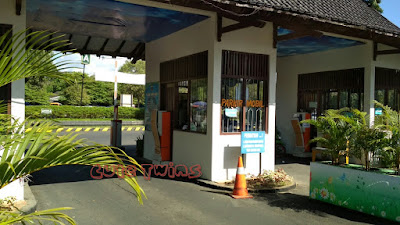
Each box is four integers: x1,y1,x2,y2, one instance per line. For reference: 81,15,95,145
253,192,398,225
275,154,311,166
29,144,154,186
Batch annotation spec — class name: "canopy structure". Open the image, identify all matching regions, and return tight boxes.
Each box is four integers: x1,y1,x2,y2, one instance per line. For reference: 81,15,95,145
27,0,208,61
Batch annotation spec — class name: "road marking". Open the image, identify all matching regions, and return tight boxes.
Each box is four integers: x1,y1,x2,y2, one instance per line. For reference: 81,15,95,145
39,126,144,133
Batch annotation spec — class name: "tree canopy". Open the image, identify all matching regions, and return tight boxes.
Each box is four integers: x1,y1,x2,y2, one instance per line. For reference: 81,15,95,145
363,0,383,13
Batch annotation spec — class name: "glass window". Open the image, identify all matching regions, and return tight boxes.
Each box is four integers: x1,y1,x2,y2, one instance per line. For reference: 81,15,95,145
190,79,207,133
221,78,267,133
177,81,188,130
375,89,385,105
245,79,266,131
339,91,348,108
388,89,396,109
328,91,338,109
350,92,360,109
221,78,242,133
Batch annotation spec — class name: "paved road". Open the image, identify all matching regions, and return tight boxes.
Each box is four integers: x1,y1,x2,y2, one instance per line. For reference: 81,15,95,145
29,154,397,225
54,127,143,156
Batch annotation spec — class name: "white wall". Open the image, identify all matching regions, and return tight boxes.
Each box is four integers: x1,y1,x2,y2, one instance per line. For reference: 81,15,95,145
0,0,26,201
276,40,400,154
145,13,215,179
145,10,278,181
211,19,277,181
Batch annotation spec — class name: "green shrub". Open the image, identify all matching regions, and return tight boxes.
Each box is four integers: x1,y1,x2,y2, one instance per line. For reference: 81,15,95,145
26,105,144,120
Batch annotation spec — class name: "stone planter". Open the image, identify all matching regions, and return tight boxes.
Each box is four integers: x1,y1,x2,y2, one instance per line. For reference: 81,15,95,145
310,162,400,222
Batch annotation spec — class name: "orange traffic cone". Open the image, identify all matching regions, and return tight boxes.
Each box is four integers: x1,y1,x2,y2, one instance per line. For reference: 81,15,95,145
231,156,253,199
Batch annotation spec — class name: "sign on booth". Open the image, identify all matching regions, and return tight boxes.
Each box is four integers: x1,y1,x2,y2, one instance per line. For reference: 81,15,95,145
241,131,265,154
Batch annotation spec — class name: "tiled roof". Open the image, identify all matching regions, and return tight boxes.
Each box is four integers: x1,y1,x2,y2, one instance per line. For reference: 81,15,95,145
223,0,400,35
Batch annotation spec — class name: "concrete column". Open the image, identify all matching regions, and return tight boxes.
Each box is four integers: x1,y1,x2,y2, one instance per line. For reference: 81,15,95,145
261,50,277,172
364,62,375,127
0,0,26,201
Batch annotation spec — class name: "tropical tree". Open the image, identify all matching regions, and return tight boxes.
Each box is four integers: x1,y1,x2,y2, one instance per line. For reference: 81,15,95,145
0,30,145,224
363,0,383,13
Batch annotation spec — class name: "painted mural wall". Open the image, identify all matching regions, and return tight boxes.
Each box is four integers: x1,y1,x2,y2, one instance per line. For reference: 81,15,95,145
310,162,400,222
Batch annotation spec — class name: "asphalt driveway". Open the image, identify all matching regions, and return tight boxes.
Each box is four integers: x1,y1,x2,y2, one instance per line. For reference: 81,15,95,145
29,158,397,225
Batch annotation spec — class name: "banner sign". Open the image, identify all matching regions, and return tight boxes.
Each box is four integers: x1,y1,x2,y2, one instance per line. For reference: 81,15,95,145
145,82,159,131
241,131,265,154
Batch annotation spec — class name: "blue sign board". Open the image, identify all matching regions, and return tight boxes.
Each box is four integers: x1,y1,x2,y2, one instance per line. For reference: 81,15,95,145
375,108,383,115
225,108,238,118
241,131,265,154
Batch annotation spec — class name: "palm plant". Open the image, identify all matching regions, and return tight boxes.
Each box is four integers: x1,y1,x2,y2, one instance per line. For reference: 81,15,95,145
302,109,352,165
333,107,387,171
0,30,145,224
375,102,400,174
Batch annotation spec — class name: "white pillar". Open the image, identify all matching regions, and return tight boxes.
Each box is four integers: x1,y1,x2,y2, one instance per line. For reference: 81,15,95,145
364,62,375,127
262,50,277,172
0,0,26,201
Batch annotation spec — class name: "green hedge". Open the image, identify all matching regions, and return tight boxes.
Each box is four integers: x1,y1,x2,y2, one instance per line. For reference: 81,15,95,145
26,105,144,119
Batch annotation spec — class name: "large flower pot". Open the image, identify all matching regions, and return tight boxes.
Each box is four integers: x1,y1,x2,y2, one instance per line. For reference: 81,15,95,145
310,162,400,222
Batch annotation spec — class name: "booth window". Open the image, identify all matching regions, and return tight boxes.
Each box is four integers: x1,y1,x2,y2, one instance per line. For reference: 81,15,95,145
160,51,208,134
221,50,269,134
298,68,364,115
375,68,400,111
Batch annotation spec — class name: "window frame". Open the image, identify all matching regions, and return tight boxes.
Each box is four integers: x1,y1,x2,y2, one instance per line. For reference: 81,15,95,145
220,50,269,135
160,51,208,134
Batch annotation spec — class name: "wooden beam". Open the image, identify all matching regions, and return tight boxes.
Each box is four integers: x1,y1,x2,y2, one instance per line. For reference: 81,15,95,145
277,30,323,42
217,14,222,42
222,22,252,34
83,36,92,50
99,38,109,52
114,40,126,57
15,0,22,16
273,24,278,49
376,49,400,55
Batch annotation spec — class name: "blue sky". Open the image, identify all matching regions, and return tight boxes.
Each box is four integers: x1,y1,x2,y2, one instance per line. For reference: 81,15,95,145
382,0,400,27
64,1,400,74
